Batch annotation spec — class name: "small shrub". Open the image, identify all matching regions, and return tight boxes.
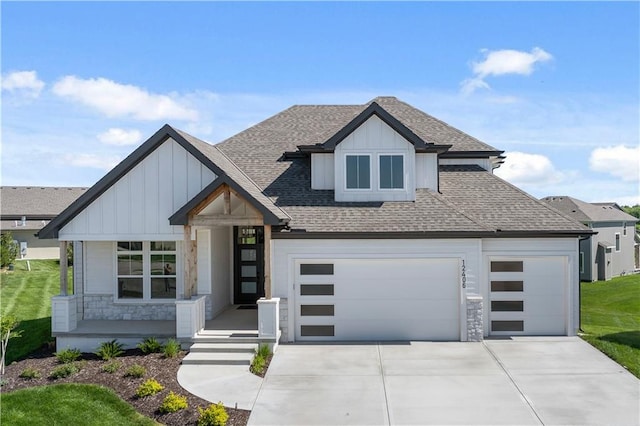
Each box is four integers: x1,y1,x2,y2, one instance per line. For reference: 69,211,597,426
163,339,180,358
50,363,79,379
19,367,41,379
135,378,164,398
198,402,228,426
124,364,146,378
250,344,272,375
138,337,163,354
55,348,81,364
159,391,188,413
95,340,124,360
102,360,121,374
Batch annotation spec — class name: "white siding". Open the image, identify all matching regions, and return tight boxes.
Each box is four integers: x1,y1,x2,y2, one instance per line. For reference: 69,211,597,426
59,139,217,241
197,229,212,295
311,153,335,190
440,158,493,171
334,115,416,202
84,241,114,294
415,153,438,190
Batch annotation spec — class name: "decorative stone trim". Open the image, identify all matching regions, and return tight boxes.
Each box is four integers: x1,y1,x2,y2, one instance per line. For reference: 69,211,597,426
83,295,176,320
279,298,288,343
466,295,483,342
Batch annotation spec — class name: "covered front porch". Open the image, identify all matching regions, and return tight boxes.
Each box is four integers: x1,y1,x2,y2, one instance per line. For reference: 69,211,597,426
51,182,283,352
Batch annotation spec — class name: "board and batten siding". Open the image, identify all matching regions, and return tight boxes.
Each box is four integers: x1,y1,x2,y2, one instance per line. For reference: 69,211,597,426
311,154,335,190
415,153,438,190
59,139,217,241
84,241,114,294
334,115,416,202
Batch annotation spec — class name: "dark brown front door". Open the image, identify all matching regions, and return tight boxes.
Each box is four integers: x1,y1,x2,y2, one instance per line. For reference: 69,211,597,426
234,226,265,304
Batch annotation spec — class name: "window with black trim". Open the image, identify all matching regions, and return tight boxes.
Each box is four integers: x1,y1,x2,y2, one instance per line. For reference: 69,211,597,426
615,233,620,252
117,241,177,300
346,155,370,189
379,155,404,189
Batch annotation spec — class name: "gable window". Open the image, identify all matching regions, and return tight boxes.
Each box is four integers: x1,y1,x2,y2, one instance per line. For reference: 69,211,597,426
117,241,177,300
623,223,627,236
615,233,620,252
379,154,404,189
346,155,370,189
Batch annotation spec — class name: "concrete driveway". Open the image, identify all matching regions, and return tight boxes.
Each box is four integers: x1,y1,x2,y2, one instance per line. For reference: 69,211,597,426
248,337,639,425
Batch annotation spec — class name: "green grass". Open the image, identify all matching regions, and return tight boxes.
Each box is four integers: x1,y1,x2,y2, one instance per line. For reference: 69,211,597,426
0,260,72,363
2,384,157,426
581,274,640,378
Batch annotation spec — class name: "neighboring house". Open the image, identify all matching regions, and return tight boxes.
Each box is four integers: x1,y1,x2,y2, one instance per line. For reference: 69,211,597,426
1,186,87,259
39,96,591,351
542,196,639,281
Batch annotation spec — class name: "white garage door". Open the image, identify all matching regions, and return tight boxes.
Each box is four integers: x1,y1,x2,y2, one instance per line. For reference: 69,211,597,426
294,258,460,341
489,257,567,336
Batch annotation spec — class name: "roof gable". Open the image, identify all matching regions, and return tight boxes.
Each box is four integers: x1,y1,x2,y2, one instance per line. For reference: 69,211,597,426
39,125,288,238
542,196,638,223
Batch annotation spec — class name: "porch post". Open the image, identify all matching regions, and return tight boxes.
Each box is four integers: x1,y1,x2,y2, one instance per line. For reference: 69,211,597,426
59,241,68,296
264,224,272,299
183,224,197,299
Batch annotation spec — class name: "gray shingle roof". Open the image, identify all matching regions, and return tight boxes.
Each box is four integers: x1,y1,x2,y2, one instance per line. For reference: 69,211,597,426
1,186,87,218
541,196,638,223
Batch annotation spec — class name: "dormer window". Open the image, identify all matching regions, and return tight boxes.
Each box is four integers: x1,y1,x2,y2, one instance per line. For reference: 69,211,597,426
346,155,371,189
379,154,404,189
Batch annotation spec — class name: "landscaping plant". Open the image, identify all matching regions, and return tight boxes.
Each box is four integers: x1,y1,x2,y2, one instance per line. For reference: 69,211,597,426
49,363,79,379
95,340,124,360
135,379,164,398
102,360,121,374
0,314,22,374
159,391,188,413
18,367,41,379
197,402,228,426
163,338,180,358
137,337,163,354
124,364,146,378
250,344,272,375
0,231,18,268
55,348,81,364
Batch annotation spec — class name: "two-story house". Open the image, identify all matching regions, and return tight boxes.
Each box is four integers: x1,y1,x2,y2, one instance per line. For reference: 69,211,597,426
39,97,591,352
542,196,638,281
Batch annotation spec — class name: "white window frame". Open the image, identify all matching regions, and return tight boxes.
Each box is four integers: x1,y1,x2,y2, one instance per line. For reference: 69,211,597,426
377,153,405,190
114,241,179,302
615,233,620,252
344,154,372,191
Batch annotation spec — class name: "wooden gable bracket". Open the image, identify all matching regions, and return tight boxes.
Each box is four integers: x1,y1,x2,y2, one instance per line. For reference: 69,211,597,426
187,183,264,227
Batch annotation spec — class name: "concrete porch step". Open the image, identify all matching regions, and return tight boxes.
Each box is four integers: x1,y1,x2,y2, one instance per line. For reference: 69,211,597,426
189,342,257,353
182,351,254,366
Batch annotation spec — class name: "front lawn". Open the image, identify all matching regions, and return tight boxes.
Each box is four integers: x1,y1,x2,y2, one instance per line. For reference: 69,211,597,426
0,260,72,363
2,383,157,426
581,274,640,378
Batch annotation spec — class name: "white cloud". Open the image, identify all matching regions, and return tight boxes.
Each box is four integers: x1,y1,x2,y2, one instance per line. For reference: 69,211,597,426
494,151,564,185
52,76,198,121
461,47,553,94
1,70,45,98
589,145,640,182
62,153,122,170
97,128,143,146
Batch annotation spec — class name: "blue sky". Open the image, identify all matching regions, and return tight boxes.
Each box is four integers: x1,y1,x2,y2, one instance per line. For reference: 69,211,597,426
2,2,639,205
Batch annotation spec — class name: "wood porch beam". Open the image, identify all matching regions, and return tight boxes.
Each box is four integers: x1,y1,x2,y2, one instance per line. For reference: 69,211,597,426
190,215,263,227
183,224,197,299
59,241,68,296
264,224,272,299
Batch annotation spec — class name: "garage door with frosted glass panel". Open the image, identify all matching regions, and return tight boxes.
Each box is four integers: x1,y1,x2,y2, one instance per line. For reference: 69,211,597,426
294,258,460,341
489,257,567,335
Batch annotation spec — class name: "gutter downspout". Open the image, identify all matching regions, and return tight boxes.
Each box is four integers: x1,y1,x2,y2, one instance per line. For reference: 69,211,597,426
577,234,592,333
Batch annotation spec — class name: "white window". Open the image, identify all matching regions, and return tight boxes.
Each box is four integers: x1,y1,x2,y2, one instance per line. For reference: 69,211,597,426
379,154,404,189
345,155,370,189
615,233,620,252
116,241,177,300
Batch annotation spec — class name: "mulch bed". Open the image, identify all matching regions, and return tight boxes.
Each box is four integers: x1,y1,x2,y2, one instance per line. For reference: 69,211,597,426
1,346,251,425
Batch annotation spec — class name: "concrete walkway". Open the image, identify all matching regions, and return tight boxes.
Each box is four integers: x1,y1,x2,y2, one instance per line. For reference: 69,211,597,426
177,337,639,425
